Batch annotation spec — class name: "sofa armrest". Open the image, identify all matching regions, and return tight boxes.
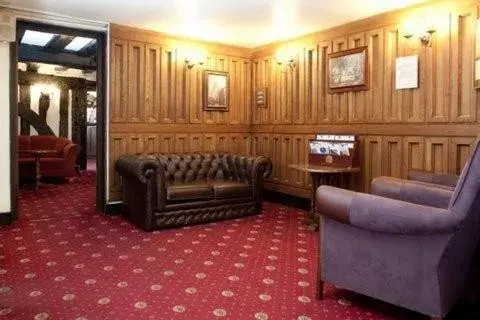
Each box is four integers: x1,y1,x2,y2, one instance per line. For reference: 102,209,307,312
63,143,80,162
371,176,453,209
316,186,461,235
408,170,459,188
246,156,272,202
116,154,168,211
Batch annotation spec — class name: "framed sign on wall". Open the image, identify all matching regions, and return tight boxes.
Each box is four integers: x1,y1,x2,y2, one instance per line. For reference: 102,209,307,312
255,87,267,107
204,70,229,111
328,46,369,93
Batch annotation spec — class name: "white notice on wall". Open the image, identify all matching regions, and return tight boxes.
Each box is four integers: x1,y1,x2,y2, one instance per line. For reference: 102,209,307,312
395,55,419,90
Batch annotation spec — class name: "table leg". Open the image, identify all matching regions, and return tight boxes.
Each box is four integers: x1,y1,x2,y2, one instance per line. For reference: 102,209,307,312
35,155,41,191
308,173,321,230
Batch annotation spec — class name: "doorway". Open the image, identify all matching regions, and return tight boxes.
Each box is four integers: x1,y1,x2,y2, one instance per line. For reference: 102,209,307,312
10,20,106,220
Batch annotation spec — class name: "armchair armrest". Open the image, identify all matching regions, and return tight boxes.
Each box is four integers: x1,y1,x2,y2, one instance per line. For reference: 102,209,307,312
408,170,459,188
371,176,453,209
316,186,461,235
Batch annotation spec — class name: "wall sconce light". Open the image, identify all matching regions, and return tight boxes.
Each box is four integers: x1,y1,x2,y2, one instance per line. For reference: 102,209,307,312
402,15,436,47
183,47,206,69
275,48,296,70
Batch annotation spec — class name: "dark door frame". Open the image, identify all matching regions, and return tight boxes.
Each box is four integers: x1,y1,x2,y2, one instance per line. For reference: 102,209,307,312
9,20,107,222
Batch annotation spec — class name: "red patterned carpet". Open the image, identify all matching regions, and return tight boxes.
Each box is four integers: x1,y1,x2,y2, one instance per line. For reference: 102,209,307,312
0,171,474,319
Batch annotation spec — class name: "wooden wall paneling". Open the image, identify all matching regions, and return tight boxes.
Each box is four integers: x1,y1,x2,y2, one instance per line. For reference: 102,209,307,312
110,38,128,123
318,41,333,123
402,136,425,177
384,26,403,122
228,57,239,124
216,134,229,152
425,137,450,173
283,56,293,124
252,60,261,124
109,134,127,199
189,134,203,153
175,49,187,124
203,134,216,152
294,47,306,124
426,12,451,123
449,137,476,174
228,134,251,155
306,46,318,124
271,135,282,183
363,136,383,191
281,135,293,185
291,135,306,188
127,41,145,123
159,134,175,153
366,28,384,122
451,6,477,122
144,134,160,153
242,60,252,125
188,63,203,124
382,136,402,178
175,134,189,153
347,32,367,123
270,56,282,124
331,37,349,123
161,48,175,123
144,44,161,123
126,134,145,154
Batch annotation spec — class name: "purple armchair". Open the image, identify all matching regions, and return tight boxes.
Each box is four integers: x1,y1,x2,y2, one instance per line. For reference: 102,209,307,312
315,138,480,320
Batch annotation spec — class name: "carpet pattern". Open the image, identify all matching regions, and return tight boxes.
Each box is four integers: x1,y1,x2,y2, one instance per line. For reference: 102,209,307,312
0,172,473,319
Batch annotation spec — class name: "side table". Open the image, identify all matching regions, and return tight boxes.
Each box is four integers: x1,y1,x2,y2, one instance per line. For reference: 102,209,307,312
289,164,360,229
20,150,58,190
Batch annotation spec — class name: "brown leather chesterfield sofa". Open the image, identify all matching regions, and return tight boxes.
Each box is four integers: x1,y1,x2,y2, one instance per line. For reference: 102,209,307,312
115,153,272,231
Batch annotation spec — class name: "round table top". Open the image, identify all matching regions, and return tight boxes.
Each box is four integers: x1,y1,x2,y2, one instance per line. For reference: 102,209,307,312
288,164,360,173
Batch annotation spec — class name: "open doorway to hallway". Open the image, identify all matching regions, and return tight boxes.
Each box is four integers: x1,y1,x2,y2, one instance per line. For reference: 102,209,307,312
10,20,106,222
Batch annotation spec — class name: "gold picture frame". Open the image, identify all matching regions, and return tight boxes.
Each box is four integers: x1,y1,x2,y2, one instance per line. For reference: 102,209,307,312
328,46,369,93
204,70,229,111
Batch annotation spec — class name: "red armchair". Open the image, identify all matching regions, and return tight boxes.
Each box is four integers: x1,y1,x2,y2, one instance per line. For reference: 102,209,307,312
19,135,80,178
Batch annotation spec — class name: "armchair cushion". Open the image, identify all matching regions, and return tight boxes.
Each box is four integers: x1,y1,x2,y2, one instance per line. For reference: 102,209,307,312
371,176,453,209
408,169,459,188
317,186,460,235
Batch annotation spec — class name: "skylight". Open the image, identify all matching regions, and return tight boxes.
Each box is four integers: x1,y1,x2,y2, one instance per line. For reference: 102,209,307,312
21,30,55,47
65,37,96,52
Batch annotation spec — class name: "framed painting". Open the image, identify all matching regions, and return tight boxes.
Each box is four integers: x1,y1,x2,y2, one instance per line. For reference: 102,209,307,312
204,70,229,111
328,46,369,93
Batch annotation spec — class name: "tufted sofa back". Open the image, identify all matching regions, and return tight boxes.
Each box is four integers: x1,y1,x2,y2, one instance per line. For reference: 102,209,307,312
155,153,252,184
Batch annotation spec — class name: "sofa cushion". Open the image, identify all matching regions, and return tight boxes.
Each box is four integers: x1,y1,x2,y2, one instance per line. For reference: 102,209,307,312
211,181,252,199
167,182,214,201
18,136,31,151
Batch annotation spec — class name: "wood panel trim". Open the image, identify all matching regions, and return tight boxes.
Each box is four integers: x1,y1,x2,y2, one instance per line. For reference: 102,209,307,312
250,124,480,137
110,123,250,134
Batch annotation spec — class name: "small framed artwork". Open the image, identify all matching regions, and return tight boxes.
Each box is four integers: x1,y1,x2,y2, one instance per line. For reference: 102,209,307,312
255,87,268,107
204,70,229,111
328,46,369,93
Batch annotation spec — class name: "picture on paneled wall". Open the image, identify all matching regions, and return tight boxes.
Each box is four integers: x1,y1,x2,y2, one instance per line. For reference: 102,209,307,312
204,70,229,111
328,46,369,93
